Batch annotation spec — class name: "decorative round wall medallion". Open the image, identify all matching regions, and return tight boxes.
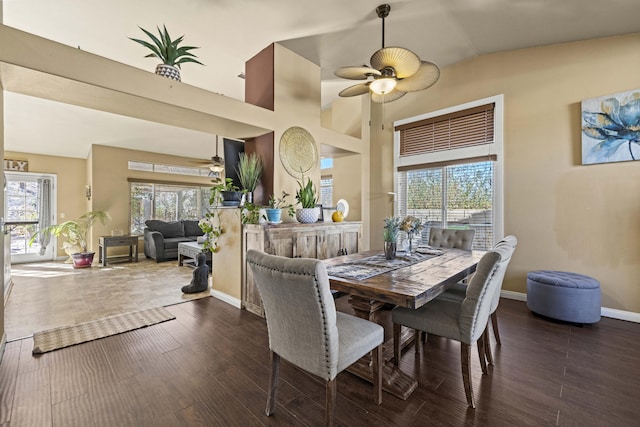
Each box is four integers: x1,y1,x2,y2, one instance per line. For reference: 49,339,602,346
279,126,318,179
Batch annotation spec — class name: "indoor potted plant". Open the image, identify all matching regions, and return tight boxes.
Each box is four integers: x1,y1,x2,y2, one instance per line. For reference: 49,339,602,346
383,216,400,260
31,210,111,268
129,24,204,81
295,174,319,223
212,177,242,206
235,152,263,204
265,191,295,223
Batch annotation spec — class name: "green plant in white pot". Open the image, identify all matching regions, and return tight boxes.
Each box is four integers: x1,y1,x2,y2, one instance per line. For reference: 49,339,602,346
130,25,204,81
31,210,111,268
295,174,319,223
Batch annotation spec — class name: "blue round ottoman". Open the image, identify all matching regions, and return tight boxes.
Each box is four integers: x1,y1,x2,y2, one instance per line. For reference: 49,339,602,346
526,270,601,324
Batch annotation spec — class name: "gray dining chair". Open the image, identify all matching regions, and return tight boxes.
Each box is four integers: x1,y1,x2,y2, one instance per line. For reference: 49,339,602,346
437,235,517,365
428,227,476,250
412,227,477,347
392,246,508,408
246,249,383,426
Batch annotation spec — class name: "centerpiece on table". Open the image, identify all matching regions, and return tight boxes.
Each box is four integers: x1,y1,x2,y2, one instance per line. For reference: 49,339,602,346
383,216,401,260
400,215,424,253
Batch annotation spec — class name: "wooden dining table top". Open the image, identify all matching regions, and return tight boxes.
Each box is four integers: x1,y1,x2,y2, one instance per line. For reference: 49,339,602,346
324,249,485,309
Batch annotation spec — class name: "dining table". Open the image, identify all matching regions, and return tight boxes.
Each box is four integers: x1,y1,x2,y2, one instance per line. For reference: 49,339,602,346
323,248,485,400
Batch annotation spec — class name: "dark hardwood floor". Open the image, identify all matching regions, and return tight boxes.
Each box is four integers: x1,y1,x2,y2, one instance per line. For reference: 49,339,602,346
1,296,639,426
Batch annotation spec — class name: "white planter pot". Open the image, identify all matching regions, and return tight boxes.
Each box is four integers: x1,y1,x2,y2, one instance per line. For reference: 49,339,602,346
296,208,319,223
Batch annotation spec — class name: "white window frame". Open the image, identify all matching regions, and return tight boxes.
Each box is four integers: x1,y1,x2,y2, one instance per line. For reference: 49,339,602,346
393,94,505,244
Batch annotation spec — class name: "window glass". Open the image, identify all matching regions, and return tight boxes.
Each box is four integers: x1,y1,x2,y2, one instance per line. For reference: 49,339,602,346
130,182,212,234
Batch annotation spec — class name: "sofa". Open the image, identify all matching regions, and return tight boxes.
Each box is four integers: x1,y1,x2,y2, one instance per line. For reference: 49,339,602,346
143,219,204,262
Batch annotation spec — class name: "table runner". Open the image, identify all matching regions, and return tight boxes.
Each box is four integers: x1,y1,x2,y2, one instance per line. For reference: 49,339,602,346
326,248,443,281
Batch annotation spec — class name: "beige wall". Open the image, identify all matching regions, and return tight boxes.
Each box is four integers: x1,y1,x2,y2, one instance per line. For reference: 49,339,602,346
4,151,87,256
89,144,213,253
366,33,640,313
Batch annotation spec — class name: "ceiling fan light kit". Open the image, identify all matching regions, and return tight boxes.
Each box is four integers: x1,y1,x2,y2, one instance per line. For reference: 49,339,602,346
334,3,440,103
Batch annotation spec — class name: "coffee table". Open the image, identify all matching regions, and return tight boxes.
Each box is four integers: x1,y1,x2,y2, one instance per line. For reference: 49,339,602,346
178,241,212,269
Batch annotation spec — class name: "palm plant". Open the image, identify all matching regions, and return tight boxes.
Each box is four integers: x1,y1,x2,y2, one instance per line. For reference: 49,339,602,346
31,210,111,259
130,25,204,68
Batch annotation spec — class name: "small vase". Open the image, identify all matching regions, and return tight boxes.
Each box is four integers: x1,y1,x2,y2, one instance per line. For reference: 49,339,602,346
384,242,397,260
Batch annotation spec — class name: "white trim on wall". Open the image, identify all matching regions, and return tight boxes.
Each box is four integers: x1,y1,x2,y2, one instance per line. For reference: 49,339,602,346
500,290,640,323
211,289,241,309
393,94,505,241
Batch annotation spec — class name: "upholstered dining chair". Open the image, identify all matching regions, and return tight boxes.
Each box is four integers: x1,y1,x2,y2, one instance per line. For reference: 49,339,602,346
246,250,383,426
436,235,517,365
392,247,508,408
428,227,476,250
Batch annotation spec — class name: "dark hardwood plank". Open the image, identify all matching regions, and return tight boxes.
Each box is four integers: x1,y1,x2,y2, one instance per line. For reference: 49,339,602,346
2,296,640,426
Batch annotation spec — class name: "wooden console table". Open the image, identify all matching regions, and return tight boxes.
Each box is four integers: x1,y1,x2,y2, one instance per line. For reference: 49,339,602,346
98,235,140,266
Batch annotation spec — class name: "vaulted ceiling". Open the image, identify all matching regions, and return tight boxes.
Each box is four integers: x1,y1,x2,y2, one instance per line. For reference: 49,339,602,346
3,0,640,160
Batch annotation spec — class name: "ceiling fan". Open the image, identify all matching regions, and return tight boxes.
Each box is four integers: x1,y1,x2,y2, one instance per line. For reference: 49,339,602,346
334,4,440,103
195,135,225,175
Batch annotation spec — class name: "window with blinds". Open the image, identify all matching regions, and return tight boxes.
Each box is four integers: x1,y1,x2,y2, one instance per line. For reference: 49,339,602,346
396,103,495,157
394,99,500,251
396,161,494,250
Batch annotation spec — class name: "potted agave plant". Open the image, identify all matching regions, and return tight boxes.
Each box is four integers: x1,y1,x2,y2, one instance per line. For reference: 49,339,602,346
129,25,204,81
31,210,111,268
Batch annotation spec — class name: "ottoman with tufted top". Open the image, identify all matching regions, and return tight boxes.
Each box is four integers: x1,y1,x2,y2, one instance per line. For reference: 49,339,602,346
526,270,601,324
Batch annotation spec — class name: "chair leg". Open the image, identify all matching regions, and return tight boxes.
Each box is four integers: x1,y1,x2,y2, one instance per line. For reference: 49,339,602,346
415,330,421,354
461,343,476,409
266,351,280,416
372,344,382,405
326,378,337,427
393,323,401,366
491,312,501,345
476,334,487,375
484,324,494,366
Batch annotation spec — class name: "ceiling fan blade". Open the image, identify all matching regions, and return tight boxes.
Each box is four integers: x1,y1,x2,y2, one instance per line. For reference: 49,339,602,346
371,90,407,104
370,47,421,78
395,61,440,92
339,82,371,97
334,66,382,80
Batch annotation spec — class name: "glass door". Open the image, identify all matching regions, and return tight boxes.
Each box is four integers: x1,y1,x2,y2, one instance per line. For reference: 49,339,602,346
5,172,56,263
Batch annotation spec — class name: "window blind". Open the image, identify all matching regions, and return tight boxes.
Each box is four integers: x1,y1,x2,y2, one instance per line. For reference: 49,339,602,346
396,103,495,157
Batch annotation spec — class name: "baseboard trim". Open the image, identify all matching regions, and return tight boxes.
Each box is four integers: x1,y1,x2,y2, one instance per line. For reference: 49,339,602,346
500,290,640,323
210,289,241,309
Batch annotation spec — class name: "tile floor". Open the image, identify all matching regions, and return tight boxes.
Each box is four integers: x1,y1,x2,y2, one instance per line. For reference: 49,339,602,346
4,258,211,341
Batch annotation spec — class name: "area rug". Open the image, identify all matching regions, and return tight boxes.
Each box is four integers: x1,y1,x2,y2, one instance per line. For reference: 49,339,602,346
32,306,175,354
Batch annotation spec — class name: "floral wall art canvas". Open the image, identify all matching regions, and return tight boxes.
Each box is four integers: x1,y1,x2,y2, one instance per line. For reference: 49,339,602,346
582,89,640,165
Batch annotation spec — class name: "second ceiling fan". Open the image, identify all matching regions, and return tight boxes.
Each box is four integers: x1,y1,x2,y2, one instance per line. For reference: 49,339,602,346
335,4,440,103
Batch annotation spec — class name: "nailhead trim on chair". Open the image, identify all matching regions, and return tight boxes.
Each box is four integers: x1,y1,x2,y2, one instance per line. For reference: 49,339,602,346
249,259,335,380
